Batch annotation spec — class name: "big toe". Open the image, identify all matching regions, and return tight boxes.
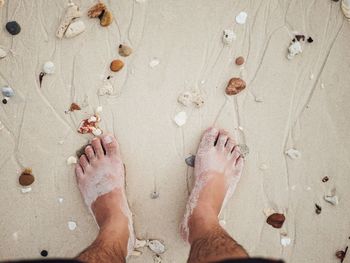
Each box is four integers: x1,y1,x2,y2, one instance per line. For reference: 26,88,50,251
198,127,219,150
100,133,120,156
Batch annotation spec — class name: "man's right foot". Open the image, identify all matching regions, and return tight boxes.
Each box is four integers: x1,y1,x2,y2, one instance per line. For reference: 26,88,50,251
180,127,244,243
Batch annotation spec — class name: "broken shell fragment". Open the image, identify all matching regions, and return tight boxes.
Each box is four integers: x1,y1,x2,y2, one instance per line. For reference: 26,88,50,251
173,111,187,127
119,45,133,57
100,10,113,27
130,250,142,256
1,86,14,97
87,2,106,18
19,168,35,186
225,78,246,95
69,103,81,112
185,155,195,167
6,21,21,35
222,29,236,45
177,92,193,107
280,235,291,247
135,239,147,249
235,56,245,66
149,58,160,68
110,60,124,72
0,47,7,59
68,221,77,231
43,61,55,74
324,194,339,205
236,11,248,24
191,92,204,108
21,187,32,194
92,127,103,136
287,41,302,60
147,240,166,254
64,20,86,38
266,213,285,228
67,156,77,165
56,2,82,39
285,148,301,159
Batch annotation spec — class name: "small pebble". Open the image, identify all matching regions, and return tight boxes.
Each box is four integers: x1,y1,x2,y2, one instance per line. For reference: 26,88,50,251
287,41,302,60
43,61,55,74
150,191,159,199
40,250,48,257
69,103,81,112
147,240,166,254
149,58,160,68
119,44,133,57
266,213,285,228
19,168,35,186
110,59,124,72
235,56,245,66
6,21,21,35
255,97,264,103
185,155,195,167
222,29,236,45
235,12,248,24
68,221,77,231
307,37,314,43
66,156,77,165
1,86,14,97
315,204,322,214
322,176,329,182
225,78,246,95
2,98,8,104
173,111,187,127
100,10,113,27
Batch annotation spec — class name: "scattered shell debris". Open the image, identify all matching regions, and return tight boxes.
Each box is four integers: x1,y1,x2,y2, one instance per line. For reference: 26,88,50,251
6,21,21,35
19,168,35,186
235,56,245,66
173,111,187,127
287,41,302,60
185,155,195,167
177,91,204,108
315,203,322,214
68,221,77,231
324,193,339,206
222,29,236,45
285,148,301,159
266,213,285,228
119,44,133,57
336,246,348,263
88,2,113,27
77,114,102,135
67,156,77,165
322,176,329,182
2,86,14,98
0,47,7,59
225,77,246,95
110,59,124,72
148,239,166,254
280,235,291,247
98,81,114,96
56,2,82,39
153,254,162,263
237,144,249,158
236,11,248,24
149,58,160,68
21,187,32,194
64,20,86,38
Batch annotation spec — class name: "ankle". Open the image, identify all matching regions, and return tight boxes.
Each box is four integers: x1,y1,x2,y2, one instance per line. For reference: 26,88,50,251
97,227,129,257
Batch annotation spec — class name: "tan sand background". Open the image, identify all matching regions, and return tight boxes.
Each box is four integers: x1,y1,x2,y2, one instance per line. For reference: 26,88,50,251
1,0,350,262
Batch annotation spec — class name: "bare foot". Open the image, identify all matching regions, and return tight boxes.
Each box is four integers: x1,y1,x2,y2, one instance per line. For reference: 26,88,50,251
180,127,244,243
75,134,134,257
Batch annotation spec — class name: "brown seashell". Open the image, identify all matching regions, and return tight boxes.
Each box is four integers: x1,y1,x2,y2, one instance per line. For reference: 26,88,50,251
110,59,124,72
69,103,81,112
19,168,35,186
100,10,113,27
235,56,245,66
118,44,133,57
87,3,106,18
225,77,246,95
266,213,285,228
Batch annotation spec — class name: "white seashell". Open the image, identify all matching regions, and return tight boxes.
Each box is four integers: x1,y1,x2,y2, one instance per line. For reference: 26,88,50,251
56,2,82,39
130,250,142,256
0,47,7,59
324,194,339,205
21,187,32,194
153,254,162,263
58,197,64,203
64,20,86,38
149,58,160,68
287,41,302,60
88,116,97,123
236,11,248,24
177,92,193,106
1,86,14,97
135,239,147,249
92,127,102,136
280,236,291,247
67,156,77,165
222,29,236,45
147,240,166,254
285,148,301,159
43,61,55,74
95,106,103,114
98,82,114,96
68,221,77,230
259,163,269,170
173,111,187,127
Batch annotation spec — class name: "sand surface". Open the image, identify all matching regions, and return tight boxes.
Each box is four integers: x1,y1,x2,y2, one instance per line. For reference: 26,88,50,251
1,0,350,262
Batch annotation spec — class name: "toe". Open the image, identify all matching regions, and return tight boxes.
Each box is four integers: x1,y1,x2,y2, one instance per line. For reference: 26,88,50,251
225,138,236,153
79,155,89,171
75,164,84,179
85,145,96,162
91,138,104,158
101,133,119,156
231,146,241,162
199,127,219,149
216,130,229,150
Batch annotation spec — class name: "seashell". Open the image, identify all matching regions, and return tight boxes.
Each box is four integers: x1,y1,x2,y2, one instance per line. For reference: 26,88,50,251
87,3,106,18
1,86,14,97
98,81,114,96
287,41,302,60
185,155,195,167
21,187,32,194
64,20,86,38
236,11,248,24
147,240,166,254
58,197,64,203
177,92,193,106
43,61,55,74
235,56,245,66
225,77,246,95
69,103,81,112
0,47,7,59
324,194,339,205
255,97,264,102
67,156,77,165
285,148,301,159
100,10,113,27
149,58,160,68
130,250,142,256
68,221,77,231
191,92,204,108
266,213,285,228
153,254,162,263
341,0,350,21
110,59,124,72
135,239,147,249
19,168,35,186
280,235,291,247
77,114,101,134
119,44,132,57
92,127,103,136
56,3,82,39
6,21,21,35
222,29,236,45
173,111,187,127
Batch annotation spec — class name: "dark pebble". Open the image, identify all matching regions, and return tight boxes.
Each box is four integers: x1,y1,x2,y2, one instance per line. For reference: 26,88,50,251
295,34,305,42
2,98,8,104
315,204,322,214
307,37,314,43
40,250,48,257
6,21,21,35
185,155,195,167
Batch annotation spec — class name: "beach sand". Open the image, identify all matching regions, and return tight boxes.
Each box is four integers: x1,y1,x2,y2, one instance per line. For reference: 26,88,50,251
1,0,350,262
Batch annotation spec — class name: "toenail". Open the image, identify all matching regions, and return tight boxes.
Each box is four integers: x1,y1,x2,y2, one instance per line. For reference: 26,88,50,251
103,135,113,144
